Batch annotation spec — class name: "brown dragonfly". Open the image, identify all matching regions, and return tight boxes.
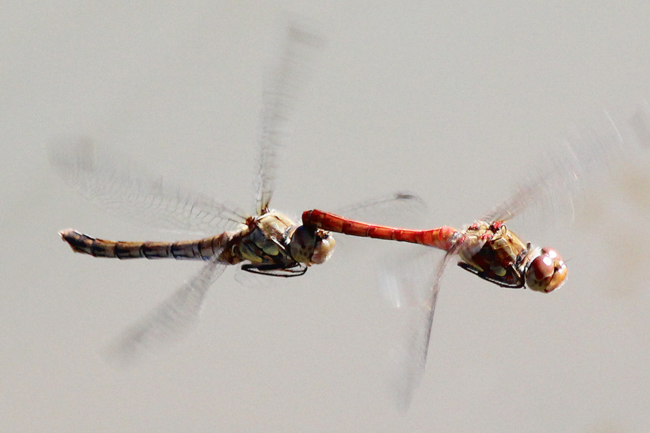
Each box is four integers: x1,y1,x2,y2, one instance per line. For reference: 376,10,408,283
49,23,340,363
51,23,422,366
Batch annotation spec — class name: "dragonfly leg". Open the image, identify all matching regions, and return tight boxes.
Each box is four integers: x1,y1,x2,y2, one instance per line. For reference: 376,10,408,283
457,262,524,289
241,262,308,277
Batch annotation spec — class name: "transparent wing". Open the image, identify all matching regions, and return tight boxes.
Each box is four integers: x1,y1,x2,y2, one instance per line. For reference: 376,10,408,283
49,137,246,235
378,246,454,411
333,192,429,229
105,253,228,365
254,22,325,214
484,102,650,225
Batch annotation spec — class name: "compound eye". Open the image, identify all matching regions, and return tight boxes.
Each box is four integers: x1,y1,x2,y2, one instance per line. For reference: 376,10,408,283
310,233,335,265
525,247,567,293
290,226,336,265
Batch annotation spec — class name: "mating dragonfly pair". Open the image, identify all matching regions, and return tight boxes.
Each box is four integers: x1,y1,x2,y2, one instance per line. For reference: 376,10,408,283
51,23,649,407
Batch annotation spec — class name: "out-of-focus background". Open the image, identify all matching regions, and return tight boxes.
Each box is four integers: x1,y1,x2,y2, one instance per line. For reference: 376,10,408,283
3,2,650,432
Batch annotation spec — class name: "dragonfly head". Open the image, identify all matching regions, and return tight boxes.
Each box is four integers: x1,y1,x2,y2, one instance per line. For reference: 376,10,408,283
525,247,567,293
289,225,336,265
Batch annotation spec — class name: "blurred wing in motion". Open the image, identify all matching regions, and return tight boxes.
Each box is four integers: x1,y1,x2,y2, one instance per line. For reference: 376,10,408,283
308,192,435,409
49,137,246,235
105,253,227,365
484,103,650,226
254,22,325,214
378,246,455,411
334,192,429,229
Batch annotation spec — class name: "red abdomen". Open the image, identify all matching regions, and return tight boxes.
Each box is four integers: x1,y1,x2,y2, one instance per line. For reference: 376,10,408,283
302,210,457,251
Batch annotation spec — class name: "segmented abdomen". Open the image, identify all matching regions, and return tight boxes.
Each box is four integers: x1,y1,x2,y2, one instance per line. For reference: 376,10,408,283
301,210,458,251
59,229,230,260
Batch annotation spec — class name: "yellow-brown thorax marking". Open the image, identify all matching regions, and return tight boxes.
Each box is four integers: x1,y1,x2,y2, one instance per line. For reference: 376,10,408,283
222,211,298,267
458,221,528,287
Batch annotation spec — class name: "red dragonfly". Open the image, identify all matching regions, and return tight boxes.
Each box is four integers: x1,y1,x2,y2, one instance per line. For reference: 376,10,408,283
303,103,650,408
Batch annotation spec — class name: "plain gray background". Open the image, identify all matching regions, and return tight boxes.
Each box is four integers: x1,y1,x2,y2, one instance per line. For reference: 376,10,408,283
3,1,650,432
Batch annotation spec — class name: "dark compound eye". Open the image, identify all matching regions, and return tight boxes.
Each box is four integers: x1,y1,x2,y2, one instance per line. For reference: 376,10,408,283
310,232,335,265
289,227,336,265
525,247,568,293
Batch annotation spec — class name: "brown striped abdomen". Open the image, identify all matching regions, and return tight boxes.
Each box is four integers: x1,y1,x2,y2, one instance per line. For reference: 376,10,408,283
59,229,230,260
302,209,458,251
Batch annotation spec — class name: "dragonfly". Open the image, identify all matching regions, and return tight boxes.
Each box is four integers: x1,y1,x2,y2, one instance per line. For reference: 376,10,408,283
302,213,566,291
49,23,339,363
302,103,650,408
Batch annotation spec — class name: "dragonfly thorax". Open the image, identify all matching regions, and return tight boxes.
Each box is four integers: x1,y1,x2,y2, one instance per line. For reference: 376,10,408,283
456,221,566,292
235,211,297,265
456,221,529,288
